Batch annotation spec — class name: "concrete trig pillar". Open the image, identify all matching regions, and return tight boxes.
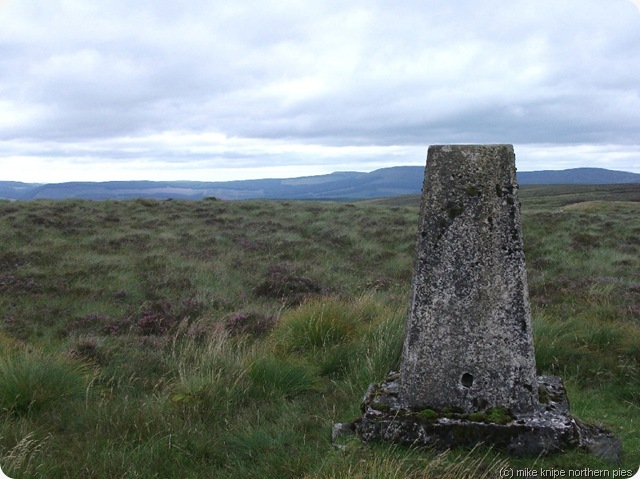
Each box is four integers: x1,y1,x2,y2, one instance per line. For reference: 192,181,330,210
399,144,539,413
345,145,620,460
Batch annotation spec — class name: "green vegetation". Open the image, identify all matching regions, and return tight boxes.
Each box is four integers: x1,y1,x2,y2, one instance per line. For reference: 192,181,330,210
467,408,512,425
0,347,92,416
415,409,439,421
0,184,639,477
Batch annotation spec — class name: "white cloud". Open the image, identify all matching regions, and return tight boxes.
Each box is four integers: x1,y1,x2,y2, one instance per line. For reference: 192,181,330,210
517,143,640,172
1,0,639,182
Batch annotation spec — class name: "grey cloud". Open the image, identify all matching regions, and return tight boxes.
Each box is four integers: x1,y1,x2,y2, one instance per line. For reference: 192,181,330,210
1,0,639,180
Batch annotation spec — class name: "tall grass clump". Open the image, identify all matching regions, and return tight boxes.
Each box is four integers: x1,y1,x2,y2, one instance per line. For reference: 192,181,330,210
0,347,92,416
272,298,361,353
169,320,252,420
0,332,21,354
533,311,639,388
0,431,50,478
270,295,397,378
345,305,406,393
311,444,509,479
247,355,319,398
271,295,394,352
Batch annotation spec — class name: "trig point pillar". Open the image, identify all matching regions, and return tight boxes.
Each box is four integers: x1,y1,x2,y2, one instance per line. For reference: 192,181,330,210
342,144,621,461
399,144,538,413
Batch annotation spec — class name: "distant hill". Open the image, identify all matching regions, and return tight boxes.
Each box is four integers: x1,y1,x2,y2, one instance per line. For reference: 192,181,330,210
518,168,640,185
2,167,639,201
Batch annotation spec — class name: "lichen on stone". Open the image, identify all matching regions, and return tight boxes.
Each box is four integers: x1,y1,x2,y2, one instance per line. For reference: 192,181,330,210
445,200,464,219
465,186,480,197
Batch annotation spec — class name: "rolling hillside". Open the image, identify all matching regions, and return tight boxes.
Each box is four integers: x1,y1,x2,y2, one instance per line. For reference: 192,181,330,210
2,166,639,201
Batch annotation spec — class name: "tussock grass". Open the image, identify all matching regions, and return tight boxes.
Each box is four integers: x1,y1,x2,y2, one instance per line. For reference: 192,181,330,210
247,355,319,398
311,444,509,479
0,187,638,476
272,297,374,353
0,430,49,478
169,321,251,420
345,306,405,392
269,296,402,381
0,347,93,416
534,313,639,386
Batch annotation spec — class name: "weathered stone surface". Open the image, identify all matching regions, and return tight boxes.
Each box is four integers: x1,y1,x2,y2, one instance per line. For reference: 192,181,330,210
400,145,538,413
340,144,621,462
353,373,620,461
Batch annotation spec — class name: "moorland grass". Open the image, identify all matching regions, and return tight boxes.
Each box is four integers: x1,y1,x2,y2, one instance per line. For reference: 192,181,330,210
0,186,639,477
0,348,91,417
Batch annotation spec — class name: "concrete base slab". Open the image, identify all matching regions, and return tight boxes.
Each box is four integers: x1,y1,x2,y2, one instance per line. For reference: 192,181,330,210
347,373,620,461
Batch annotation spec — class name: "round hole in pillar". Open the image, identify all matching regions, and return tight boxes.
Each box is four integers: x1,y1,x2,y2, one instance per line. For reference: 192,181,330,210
461,373,474,388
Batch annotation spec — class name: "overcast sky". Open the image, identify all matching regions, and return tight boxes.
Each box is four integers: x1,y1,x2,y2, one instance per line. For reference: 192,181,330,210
1,0,639,183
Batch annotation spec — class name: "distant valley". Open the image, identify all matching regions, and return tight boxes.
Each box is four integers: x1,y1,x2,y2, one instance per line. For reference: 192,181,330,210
2,166,640,201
